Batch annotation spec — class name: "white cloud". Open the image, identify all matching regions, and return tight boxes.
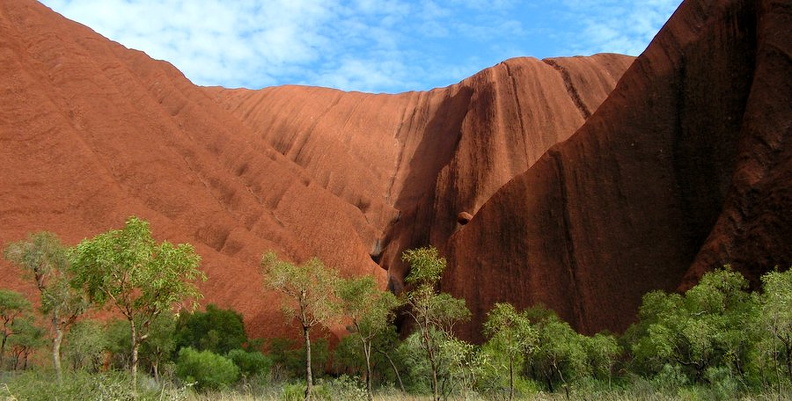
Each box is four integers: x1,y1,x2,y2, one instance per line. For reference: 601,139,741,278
40,0,682,93
561,0,682,56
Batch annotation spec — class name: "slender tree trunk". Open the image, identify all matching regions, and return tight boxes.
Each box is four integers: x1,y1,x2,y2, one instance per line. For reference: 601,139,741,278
304,325,313,401
377,349,405,392
53,323,64,383
0,334,7,368
363,339,373,401
153,360,160,382
508,356,515,401
130,319,139,397
422,328,440,401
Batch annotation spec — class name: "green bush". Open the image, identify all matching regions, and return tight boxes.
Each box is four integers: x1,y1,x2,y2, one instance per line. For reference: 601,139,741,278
227,348,273,378
175,347,240,391
174,304,249,355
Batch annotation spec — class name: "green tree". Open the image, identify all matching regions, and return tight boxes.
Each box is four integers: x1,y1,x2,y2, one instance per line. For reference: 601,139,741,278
64,319,107,372
401,247,470,401
523,306,587,393
338,275,400,401
483,303,538,400
631,268,757,383
0,289,31,369
4,231,88,380
174,304,248,355
72,216,205,390
583,332,621,385
139,312,177,381
757,268,792,382
6,316,45,370
261,251,340,401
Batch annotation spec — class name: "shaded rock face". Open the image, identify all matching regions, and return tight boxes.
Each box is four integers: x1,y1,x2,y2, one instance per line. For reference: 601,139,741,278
446,0,792,340
207,54,633,295
0,0,632,340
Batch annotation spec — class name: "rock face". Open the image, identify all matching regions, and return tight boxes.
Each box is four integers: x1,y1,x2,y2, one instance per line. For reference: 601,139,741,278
0,0,632,339
3,0,788,343
445,0,792,340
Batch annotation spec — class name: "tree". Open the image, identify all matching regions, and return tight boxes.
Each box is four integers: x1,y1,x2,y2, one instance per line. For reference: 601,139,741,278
4,231,88,380
631,268,757,383
139,312,177,381
757,268,792,382
7,316,46,370
483,303,538,400
583,332,621,386
338,275,400,401
401,247,470,401
261,251,340,401
174,304,248,356
63,319,107,372
0,289,31,368
523,307,588,393
72,216,205,391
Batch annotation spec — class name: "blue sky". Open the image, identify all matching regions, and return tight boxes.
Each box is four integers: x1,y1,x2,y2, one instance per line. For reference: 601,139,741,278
41,0,683,94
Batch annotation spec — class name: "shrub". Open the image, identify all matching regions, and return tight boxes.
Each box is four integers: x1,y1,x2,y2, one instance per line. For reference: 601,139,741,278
227,348,273,378
174,304,248,355
175,347,240,391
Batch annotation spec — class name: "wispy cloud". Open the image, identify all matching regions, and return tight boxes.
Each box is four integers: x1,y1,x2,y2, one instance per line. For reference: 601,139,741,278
40,0,681,93
560,0,682,56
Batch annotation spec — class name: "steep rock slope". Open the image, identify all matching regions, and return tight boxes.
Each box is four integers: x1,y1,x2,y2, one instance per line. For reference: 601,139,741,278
0,0,633,339
207,54,633,291
0,0,384,339
446,0,792,339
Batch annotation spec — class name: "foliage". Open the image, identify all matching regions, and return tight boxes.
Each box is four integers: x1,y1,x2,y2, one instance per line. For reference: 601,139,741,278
631,268,757,384
401,246,470,401
0,289,31,368
756,268,792,383
4,231,88,379
176,347,240,391
482,302,538,400
139,311,178,381
104,318,133,370
523,306,588,392
227,349,273,379
6,316,46,370
262,251,340,400
0,369,185,401
64,319,107,372
337,275,400,400
174,304,248,356
71,216,205,387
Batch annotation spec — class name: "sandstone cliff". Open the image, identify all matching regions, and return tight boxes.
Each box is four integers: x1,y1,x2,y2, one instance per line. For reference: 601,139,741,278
0,0,631,339
445,0,792,339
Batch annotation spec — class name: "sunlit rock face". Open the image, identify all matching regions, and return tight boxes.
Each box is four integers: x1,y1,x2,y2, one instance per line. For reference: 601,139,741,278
5,0,788,343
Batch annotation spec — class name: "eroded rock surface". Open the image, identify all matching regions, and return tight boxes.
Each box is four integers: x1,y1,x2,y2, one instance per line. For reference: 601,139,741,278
446,0,792,340
0,0,632,340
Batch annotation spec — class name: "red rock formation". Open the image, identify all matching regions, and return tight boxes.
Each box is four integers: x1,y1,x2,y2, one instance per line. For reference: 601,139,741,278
445,0,792,340
0,0,632,341
207,54,632,293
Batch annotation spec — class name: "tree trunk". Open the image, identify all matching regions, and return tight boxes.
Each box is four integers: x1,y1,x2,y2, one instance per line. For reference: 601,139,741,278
0,334,7,368
363,339,373,401
508,356,515,401
130,319,139,397
304,325,313,401
53,322,64,383
377,349,405,392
